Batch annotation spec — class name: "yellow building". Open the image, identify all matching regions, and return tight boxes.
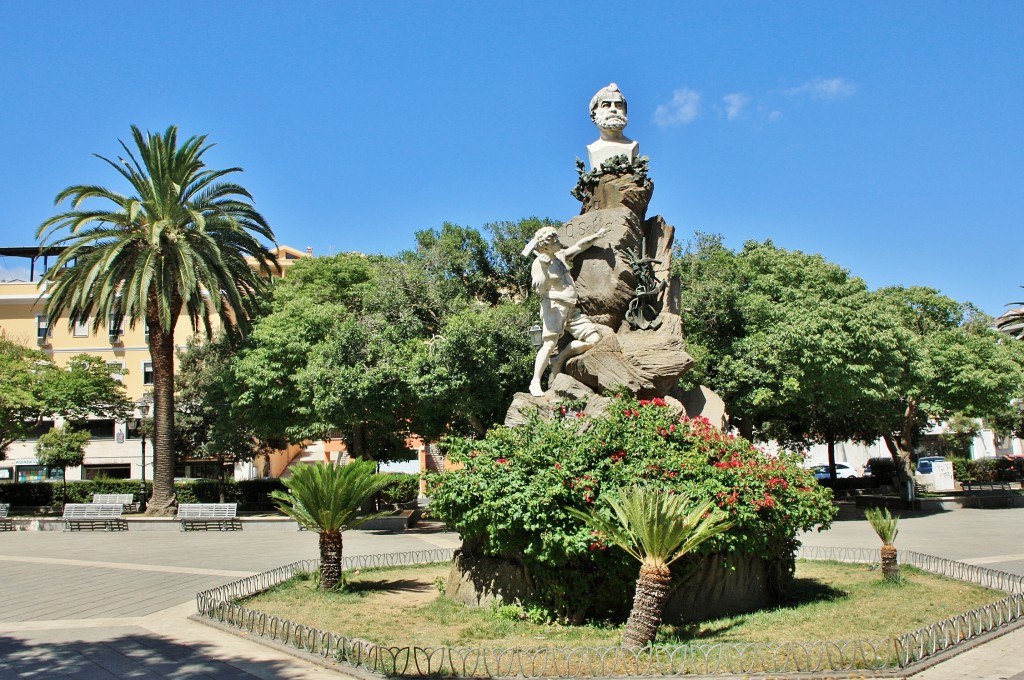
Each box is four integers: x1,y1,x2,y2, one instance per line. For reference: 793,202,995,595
0,244,310,483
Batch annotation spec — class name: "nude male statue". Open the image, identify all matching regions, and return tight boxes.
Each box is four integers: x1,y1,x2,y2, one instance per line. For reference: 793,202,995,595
522,225,609,396
587,83,640,169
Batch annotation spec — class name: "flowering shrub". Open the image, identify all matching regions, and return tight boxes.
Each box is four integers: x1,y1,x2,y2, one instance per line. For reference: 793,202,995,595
428,395,835,619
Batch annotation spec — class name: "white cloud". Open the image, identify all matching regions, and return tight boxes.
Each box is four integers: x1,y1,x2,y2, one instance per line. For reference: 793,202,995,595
786,77,856,100
654,88,701,127
722,93,751,120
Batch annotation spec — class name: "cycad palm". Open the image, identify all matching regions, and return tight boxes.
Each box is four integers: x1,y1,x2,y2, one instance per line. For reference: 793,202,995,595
36,126,277,513
272,459,393,590
865,507,900,582
569,486,733,648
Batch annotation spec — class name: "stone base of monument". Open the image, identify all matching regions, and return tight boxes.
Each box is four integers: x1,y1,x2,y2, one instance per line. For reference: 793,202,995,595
446,548,790,624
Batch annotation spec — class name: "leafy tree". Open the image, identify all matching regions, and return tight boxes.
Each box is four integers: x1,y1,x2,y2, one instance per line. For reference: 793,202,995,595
175,336,272,494
0,336,48,457
675,237,905,478
37,125,278,514
0,337,130,459
486,216,561,301
872,287,1024,489
404,222,499,305
569,487,732,648
271,460,392,590
44,355,132,424
412,301,535,438
234,254,419,459
940,413,980,457
36,425,91,504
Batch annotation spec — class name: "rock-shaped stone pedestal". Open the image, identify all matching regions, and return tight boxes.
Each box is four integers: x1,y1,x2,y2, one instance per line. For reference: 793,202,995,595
506,169,724,427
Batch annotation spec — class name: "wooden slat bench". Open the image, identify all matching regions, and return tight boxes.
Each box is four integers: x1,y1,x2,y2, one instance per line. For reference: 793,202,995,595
961,480,1016,508
0,503,13,531
92,493,138,512
961,480,1012,493
62,503,128,531
177,503,242,531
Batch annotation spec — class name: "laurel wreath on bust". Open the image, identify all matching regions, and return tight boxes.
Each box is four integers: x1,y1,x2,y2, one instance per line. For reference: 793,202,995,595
570,154,650,202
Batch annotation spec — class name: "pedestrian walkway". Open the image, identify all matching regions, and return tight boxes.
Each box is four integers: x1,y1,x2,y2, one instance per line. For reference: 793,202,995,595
0,523,460,678
2,509,1023,678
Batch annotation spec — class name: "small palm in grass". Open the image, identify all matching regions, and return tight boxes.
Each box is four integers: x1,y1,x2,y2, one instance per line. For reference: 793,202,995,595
272,459,392,590
865,507,900,582
569,486,733,648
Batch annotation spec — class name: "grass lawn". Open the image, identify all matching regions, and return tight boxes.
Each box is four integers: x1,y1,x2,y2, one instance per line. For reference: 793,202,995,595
240,559,1002,649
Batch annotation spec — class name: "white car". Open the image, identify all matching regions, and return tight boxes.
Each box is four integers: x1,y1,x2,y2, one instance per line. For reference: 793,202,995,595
810,463,858,480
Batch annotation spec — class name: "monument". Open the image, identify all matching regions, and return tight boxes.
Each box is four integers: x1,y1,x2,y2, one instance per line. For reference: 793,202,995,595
506,83,726,429
441,84,825,625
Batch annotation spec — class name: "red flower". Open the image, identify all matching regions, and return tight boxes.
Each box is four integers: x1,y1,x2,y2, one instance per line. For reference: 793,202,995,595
554,463,562,470
496,458,508,464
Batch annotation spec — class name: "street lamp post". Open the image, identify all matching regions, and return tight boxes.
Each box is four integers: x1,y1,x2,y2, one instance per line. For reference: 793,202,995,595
135,394,153,512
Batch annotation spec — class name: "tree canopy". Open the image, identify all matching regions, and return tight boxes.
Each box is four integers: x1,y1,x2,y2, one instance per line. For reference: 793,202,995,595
231,218,546,460
674,235,1023,490
0,335,130,459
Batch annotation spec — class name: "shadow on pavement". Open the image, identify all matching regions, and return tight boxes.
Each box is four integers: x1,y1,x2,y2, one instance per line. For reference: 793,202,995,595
0,629,334,679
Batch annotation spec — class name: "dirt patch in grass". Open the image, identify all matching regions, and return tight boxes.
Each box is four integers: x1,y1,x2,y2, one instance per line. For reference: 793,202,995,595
241,559,1003,649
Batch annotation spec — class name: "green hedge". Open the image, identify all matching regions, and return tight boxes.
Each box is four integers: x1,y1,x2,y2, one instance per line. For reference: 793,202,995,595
954,457,1020,482
0,478,286,509
380,473,419,504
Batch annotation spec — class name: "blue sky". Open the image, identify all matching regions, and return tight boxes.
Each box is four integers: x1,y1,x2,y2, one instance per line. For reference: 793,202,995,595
1,2,1021,316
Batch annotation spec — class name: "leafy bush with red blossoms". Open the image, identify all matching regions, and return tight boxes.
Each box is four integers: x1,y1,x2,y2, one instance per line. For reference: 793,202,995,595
427,394,835,620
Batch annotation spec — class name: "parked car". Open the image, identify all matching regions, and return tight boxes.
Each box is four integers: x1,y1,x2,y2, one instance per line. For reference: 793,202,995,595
810,463,858,480
915,456,947,475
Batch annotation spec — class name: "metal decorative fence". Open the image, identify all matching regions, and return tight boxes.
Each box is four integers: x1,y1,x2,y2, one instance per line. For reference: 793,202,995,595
195,545,1024,677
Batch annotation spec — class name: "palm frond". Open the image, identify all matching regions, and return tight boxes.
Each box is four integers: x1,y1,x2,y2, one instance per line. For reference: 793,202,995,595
865,506,899,544
568,485,734,568
271,459,393,533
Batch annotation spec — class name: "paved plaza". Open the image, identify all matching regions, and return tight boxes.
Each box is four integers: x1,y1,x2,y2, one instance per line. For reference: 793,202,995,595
1,509,1024,678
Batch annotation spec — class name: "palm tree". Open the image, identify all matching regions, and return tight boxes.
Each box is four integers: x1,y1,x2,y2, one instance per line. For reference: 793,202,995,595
36,126,278,514
271,459,393,590
865,506,900,582
569,486,733,648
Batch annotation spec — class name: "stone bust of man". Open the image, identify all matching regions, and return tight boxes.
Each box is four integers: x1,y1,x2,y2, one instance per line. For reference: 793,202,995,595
586,83,640,169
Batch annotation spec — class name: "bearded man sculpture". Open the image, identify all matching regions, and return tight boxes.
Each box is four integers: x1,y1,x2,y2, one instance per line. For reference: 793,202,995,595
587,83,640,169
523,225,610,396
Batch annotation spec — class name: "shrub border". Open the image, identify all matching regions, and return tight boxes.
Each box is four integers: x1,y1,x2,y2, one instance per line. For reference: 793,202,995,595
192,546,1024,677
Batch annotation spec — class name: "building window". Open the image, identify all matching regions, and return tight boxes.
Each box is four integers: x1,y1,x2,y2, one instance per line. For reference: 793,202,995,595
73,318,89,337
143,361,154,385
36,315,50,344
83,464,131,480
20,420,54,441
108,313,123,343
69,419,116,439
106,361,125,382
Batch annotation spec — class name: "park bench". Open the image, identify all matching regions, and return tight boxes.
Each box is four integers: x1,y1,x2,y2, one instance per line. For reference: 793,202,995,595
62,503,128,531
177,503,242,532
92,493,138,513
961,480,1016,508
0,503,13,531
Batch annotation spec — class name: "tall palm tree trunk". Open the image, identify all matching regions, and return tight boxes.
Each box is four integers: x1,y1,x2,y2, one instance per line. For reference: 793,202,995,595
622,563,672,648
319,530,344,590
146,318,178,515
880,543,899,581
